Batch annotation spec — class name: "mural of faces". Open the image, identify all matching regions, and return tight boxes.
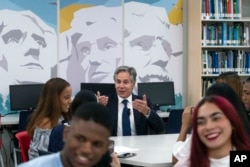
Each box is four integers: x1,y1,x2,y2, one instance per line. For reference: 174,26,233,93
59,6,122,94
124,2,173,83
0,10,57,84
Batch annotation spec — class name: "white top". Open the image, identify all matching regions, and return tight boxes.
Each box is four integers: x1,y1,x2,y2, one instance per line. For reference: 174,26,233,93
210,156,229,167
172,134,191,160
117,95,136,136
174,155,229,167
28,116,64,159
28,127,52,160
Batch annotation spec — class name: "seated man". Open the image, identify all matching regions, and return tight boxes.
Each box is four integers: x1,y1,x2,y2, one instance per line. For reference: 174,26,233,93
98,65,165,136
18,102,120,167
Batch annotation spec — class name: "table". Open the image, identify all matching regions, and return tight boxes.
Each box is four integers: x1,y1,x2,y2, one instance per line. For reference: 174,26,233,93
110,134,178,167
0,110,168,125
0,113,19,125
157,111,169,118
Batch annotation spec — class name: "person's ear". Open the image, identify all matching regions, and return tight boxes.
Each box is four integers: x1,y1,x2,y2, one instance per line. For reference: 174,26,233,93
63,125,70,142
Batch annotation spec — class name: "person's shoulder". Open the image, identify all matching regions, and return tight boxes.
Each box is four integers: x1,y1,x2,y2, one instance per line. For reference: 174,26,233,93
50,124,65,138
38,117,52,129
18,153,62,167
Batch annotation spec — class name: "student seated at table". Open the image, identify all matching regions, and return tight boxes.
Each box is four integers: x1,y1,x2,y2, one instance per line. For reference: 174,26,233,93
18,102,120,167
174,95,250,167
97,65,165,136
48,90,118,167
172,82,250,165
26,78,72,160
48,90,98,152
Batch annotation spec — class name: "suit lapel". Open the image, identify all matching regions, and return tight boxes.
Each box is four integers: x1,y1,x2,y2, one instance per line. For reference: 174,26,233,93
132,94,141,130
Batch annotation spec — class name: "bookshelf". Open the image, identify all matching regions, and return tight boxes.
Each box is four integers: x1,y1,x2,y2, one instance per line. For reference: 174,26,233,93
187,0,250,105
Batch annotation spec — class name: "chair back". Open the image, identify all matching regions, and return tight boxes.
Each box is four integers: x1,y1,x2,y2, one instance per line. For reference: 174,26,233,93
18,110,33,131
15,131,31,162
165,109,184,134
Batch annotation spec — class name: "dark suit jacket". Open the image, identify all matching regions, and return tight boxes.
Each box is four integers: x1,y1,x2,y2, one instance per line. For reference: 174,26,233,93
106,93,165,136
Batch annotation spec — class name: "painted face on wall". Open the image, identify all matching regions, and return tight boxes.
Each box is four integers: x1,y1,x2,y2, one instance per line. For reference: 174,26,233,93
63,6,122,86
77,18,122,83
0,10,57,84
124,2,173,83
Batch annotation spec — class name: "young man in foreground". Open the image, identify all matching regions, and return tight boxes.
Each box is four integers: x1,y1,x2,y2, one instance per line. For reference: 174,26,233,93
18,102,119,167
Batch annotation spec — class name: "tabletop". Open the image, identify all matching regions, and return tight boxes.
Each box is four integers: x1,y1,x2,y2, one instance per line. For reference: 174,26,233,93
0,113,19,125
110,134,178,167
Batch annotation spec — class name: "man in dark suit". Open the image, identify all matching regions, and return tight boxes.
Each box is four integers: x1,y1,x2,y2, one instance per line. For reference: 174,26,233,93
98,65,165,136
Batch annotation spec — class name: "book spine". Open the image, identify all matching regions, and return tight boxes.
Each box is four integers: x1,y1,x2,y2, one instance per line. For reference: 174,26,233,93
226,0,231,19
202,24,207,46
202,50,209,74
230,0,234,19
214,0,219,19
206,0,210,19
211,24,216,45
228,25,233,45
222,22,228,45
247,52,250,73
218,23,223,45
244,24,250,46
236,0,242,19
233,24,239,46
227,50,234,71
208,51,213,74
210,0,215,19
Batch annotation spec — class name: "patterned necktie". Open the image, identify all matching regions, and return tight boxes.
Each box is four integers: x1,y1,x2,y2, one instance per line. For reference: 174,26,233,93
122,99,131,136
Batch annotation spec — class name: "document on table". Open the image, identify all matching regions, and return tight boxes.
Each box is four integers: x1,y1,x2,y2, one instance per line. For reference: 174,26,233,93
114,146,139,155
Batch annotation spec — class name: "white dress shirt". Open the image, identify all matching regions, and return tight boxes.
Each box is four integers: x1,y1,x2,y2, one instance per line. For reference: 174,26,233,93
117,95,136,136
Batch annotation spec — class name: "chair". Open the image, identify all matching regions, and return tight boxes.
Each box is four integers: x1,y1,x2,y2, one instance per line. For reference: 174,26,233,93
18,110,33,132
0,149,4,167
165,109,184,134
13,131,31,167
12,110,33,149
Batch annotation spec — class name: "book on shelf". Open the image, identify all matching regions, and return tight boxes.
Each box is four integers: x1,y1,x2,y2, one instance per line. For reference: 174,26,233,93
245,52,250,73
211,51,219,74
244,23,250,45
202,78,216,96
202,50,250,75
202,50,208,74
201,22,249,46
202,0,242,20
